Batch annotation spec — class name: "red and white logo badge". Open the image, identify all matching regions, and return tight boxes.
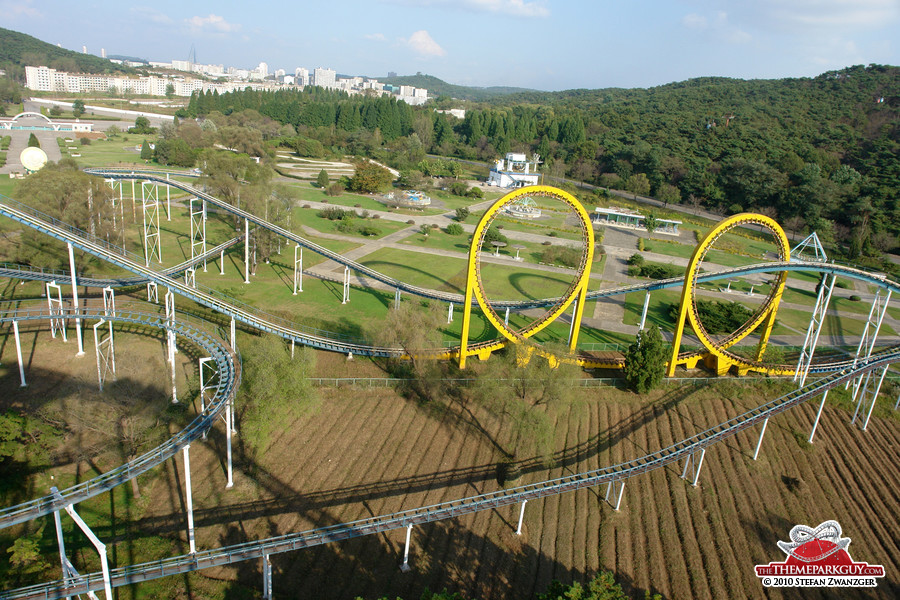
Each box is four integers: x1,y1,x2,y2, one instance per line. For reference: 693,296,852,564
756,520,885,588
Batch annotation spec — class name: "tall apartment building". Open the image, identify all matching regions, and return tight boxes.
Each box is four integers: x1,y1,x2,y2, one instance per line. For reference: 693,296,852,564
295,67,309,86
313,67,336,89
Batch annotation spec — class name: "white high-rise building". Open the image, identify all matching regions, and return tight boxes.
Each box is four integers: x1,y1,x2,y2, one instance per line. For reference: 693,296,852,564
313,67,336,89
258,62,269,77
295,67,309,86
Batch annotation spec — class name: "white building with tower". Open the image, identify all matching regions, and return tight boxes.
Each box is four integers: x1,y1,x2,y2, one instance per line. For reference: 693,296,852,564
313,67,336,89
487,153,540,188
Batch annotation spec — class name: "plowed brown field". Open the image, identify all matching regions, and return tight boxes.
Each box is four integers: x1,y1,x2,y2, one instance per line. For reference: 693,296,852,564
136,379,900,600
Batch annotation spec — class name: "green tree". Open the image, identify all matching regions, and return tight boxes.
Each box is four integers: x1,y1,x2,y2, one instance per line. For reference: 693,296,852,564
6,527,49,584
140,139,152,160
471,342,579,466
128,115,155,134
481,225,507,250
71,99,85,117
348,160,393,193
27,133,40,148
316,168,329,188
455,207,470,222
538,571,652,600
241,335,318,452
625,173,651,198
165,83,176,98
623,324,666,393
644,212,659,235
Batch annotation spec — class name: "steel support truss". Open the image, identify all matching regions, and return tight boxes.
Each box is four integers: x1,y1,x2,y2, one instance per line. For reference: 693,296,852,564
67,242,84,356
12,320,26,387
141,181,161,267
200,357,233,488
794,273,836,387
400,524,413,572
47,281,67,341
147,280,158,303
185,267,196,289
92,319,116,392
190,198,207,272
51,487,113,600
846,290,891,394
851,365,889,431
604,479,626,511
105,178,124,242
102,286,115,317
680,447,706,487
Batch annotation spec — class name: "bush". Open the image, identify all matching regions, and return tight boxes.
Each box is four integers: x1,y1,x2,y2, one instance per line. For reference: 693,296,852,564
448,181,469,197
540,245,582,268
302,204,311,209
358,226,381,237
849,295,861,301
455,207,470,222
446,223,464,235
317,207,347,220
371,214,380,219
79,137,91,146
547,231,558,237
466,186,484,199
637,238,646,251
627,253,645,266
325,182,344,196
407,219,415,225
335,215,356,233
668,300,754,334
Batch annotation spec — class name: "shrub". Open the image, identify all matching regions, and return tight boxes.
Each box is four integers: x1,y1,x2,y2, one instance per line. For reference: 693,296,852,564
849,295,861,301
637,238,646,251
318,207,347,220
79,137,91,146
407,219,415,225
627,253,645,266
325,183,344,196
302,204,311,209
335,215,356,233
358,226,381,237
542,240,552,246
446,223,464,235
548,231,558,237
371,214,380,219
354,203,362,208
466,186,484,199
455,207,470,222
540,245,581,268
431,223,439,229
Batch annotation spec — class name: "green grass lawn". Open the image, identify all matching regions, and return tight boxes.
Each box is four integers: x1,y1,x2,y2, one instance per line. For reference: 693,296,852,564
72,134,153,168
290,205,413,240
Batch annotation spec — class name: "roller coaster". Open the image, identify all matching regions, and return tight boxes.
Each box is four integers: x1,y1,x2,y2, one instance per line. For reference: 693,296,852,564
0,171,898,599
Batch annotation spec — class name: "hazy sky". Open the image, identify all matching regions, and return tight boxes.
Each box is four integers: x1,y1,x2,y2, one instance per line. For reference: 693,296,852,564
3,0,898,90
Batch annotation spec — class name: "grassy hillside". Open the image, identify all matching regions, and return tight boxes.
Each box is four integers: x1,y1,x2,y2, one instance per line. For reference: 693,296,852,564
0,27,133,77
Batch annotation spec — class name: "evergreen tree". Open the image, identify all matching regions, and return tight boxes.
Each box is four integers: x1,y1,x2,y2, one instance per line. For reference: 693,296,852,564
623,324,666,393
26,133,40,148
316,169,329,188
140,139,152,160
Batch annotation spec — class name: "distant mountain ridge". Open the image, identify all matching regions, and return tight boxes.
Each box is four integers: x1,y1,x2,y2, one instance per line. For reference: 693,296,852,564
378,73,535,101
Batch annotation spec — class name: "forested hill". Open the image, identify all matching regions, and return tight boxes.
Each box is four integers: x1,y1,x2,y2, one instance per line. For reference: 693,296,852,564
185,64,898,261
0,27,132,80
379,73,534,101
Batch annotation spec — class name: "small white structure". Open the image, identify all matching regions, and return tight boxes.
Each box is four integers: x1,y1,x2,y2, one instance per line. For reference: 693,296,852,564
487,153,540,188
400,190,431,206
592,207,681,234
504,196,542,219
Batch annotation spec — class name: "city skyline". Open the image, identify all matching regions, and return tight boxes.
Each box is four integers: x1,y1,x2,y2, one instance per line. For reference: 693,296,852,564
2,0,899,91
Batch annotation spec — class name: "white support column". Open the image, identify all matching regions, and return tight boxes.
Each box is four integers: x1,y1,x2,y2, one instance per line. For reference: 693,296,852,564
244,219,250,284
854,365,888,431
147,281,158,303
846,290,891,391
62,500,113,600
50,490,72,600
262,554,273,600
230,317,236,351
680,448,706,487
92,320,116,392
394,288,401,309
225,398,234,488
515,500,528,535
753,417,769,461
293,245,302,294
13,320,26,387
638,289,651,331
67,243,84,356
342,266,350,304
47,281,67,342
165,289,177,403
165,173,171,221
141,182,161,266
794,274,836,387
185,268,196,289
183,445,196,554
220,249,225,276
447,302,454,324
809,390,829,443
604,479,626,511
400,524,413,572
504,306,510,326
131,178,136,219
102,287,115,317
